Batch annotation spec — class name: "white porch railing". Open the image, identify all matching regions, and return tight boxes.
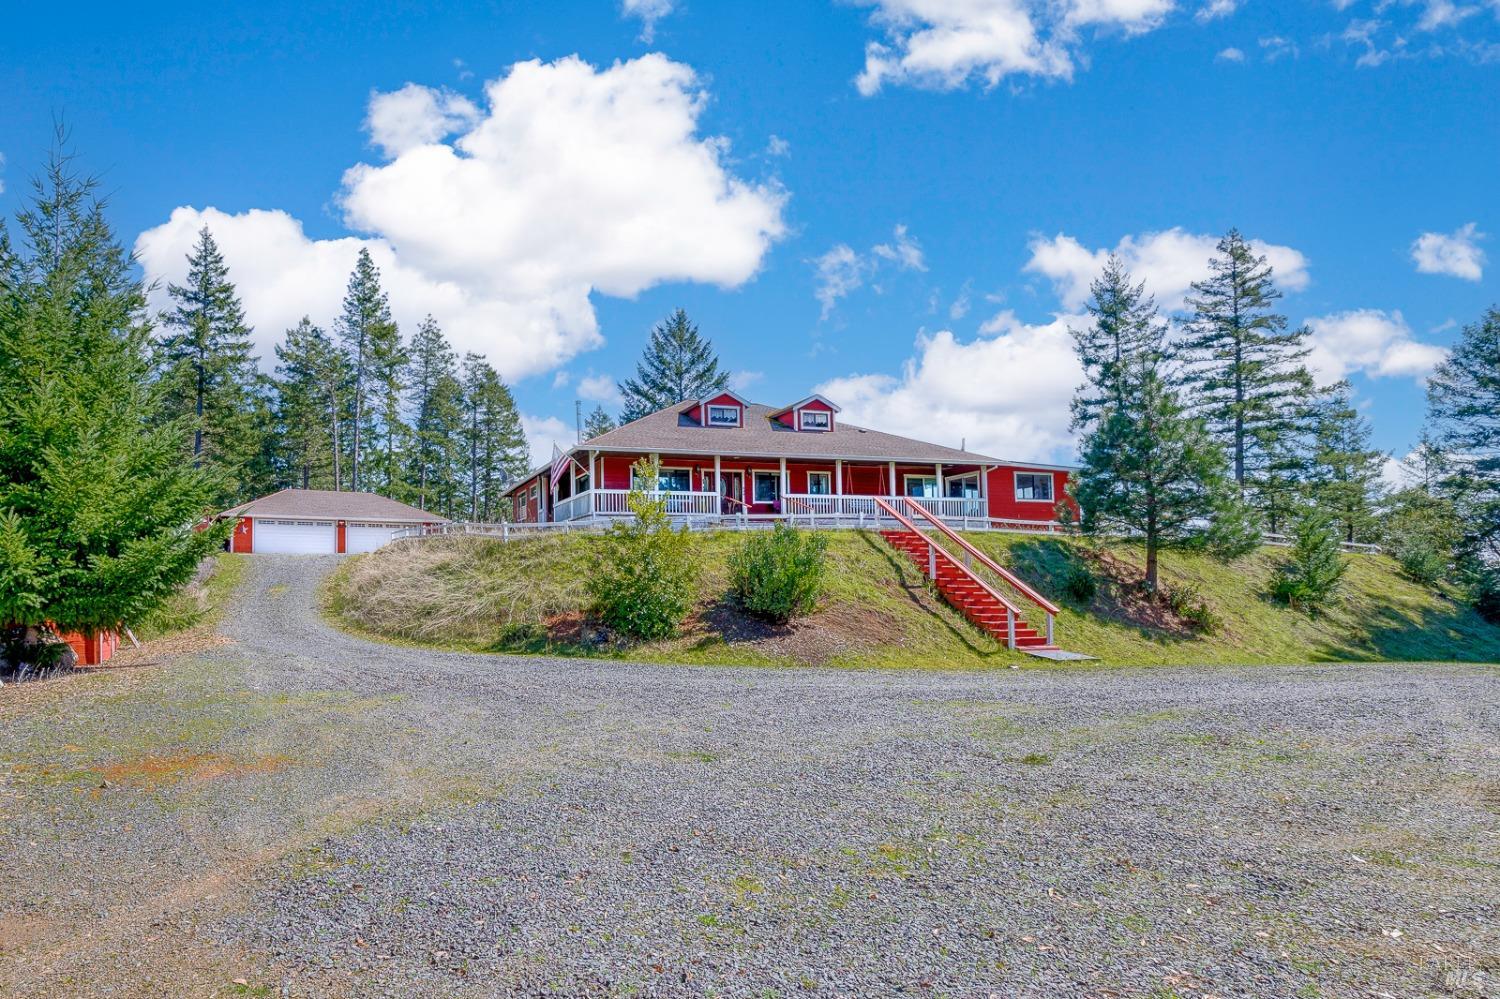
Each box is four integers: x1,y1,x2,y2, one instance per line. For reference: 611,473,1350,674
554,490,594,523
590,488,719,517
784,494,988,522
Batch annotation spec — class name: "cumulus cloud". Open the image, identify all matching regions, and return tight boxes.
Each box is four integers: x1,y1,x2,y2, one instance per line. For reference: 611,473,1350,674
1304,309,1448,384
622,0,676,41
577,373,624,405
1411,222,1487,280
812,224,928,318
1216,45,1246,61
1196,0,1240,22
365,83,479,158
521,413,572,467
136,55,787,382
1024,227,1310,312
852,0,1175,95
815,311,1085,463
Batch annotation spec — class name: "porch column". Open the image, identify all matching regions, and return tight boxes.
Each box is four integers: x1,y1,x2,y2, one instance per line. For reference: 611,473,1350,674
936,463,944,497
779,457,788,497
889,461,897,497
979,465,988,501
835,459,843,494
714,454,722,509
590,451,598,515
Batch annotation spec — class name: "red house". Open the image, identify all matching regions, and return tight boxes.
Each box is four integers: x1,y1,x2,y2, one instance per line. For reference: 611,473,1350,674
504,392,1077,529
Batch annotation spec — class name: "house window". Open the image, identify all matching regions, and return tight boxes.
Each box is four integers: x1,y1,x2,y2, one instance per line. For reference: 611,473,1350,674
633,466,693,492
799,409,831,431
706,404,741,427
945,473,980,499
905,475,938,498
753,470,780,504
575,471,590,493
807,471,832,495
1015,472,1054,502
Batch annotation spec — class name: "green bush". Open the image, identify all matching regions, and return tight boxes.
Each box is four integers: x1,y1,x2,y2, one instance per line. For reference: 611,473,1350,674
1390,534,1447,587
1201,496,1263,562
587,461,699,640
1060,561,1098,603
1271,510,1348,612
1164,583,1221,634
728,523,829,623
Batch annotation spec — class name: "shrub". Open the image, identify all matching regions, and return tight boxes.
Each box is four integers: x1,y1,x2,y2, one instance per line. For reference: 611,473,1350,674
1271,510,1348,612
1202,496,1263,562
1470,569,1500,624
1390,534,1447,587
1163,584,1221,634
729,523,829,623
587,461,699,640
1060,561,1097,603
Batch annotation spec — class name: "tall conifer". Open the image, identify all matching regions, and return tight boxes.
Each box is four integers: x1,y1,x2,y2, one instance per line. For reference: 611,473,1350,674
336,248,397,491
619,309,728,422
1068,255,1167,432
273,318,348,490
1307,382,1385,544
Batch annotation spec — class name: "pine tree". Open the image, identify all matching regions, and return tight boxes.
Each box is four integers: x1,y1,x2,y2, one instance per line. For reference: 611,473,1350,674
335,248,398,492
369,317,408,496
1307,382,1385,544
460,354,529,520
618,309,729,422
1068,255,1168,432
405,317,465,511
0,144,227,635
1426,306,1500,563
1180,230,1316,498
583,405,617,440
273,318,348,490
154,225,263,504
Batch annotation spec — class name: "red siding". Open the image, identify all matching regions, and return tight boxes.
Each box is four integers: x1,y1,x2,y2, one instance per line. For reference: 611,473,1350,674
60,629,118,666
986,466,1076,523
336,520,347,553
231,517,253,553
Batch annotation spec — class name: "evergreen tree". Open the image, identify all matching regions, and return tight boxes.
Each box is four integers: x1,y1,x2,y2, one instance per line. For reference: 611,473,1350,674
1068,255,1168,432
335,249,398,492
583,405,617,440
404,317,464,511
618,309,729,422
369,316,408,495
154,225,263,504
1307,382,1385,544
1180,229,1316,497
273,318,348,490
460,354,529,520
1426,306,1500,564
0,144,227,634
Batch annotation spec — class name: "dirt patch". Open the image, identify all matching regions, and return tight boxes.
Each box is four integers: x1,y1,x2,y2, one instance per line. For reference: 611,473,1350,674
98,752,292,789
687,598,905,665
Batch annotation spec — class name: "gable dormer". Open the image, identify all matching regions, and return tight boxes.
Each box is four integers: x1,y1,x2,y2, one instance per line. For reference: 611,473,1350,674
685,390,750,429
772,394,840,432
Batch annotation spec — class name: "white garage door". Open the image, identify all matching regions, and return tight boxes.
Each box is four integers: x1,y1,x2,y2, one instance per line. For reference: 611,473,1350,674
345,521,408,554
253,519,336,554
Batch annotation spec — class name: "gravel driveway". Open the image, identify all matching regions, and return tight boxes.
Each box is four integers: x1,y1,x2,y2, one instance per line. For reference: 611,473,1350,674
2,555,1497,998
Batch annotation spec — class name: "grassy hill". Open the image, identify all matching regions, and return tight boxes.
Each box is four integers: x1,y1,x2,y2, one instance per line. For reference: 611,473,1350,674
324,529,1500,669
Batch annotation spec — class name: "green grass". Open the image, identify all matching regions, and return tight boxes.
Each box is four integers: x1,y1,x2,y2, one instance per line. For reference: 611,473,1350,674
135,553,249,641
323,531,1500,669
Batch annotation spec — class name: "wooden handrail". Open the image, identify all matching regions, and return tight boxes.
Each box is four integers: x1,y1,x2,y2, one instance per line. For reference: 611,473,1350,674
901,500,1061,617
872,498,1022,619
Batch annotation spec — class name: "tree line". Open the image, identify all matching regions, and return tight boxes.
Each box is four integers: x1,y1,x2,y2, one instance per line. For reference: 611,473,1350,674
158,229,530,518
1068,229,1500,620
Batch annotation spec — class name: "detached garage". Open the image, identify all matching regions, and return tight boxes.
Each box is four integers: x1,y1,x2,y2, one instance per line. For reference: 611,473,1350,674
220,489,446,555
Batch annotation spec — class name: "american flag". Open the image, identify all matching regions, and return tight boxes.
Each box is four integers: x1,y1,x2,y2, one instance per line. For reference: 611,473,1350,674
550,443,572,491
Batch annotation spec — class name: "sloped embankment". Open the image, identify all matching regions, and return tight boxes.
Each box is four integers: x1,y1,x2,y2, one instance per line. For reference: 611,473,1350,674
324,531,1500,668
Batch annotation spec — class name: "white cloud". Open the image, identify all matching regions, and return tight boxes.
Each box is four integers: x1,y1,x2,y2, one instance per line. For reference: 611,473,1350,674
622,0,675,41
1196,0,1240,22
136,55,787,382
521,414,572,467
729,369,764,392
815,311,1085,463
766,134,791,157
1024,227,1310,312
365,83,479,158
1380,455,1415,491
852,0,1175,95
1411,222,1487,280
1259,34,1299,60
0,152,6,195
871,223,927,271
577,373,624,405
1304,308,1449,384
813,224,928,318
1216,45,1246,61
1414,0,1481,31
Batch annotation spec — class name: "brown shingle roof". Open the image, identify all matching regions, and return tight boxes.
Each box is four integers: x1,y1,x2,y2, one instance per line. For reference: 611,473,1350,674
220,489,449,523
576,401,1062,467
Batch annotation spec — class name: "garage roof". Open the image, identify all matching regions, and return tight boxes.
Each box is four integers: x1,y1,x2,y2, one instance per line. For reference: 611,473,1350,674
220,489,449,523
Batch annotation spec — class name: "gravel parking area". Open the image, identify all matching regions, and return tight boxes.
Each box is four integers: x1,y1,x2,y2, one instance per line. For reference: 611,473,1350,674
2,556,1497,998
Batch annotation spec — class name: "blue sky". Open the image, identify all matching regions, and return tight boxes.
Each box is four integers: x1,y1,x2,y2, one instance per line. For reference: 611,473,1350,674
2,0,1496,470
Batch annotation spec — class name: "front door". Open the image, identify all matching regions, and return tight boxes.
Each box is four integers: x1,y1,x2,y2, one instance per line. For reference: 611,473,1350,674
719,471,745,515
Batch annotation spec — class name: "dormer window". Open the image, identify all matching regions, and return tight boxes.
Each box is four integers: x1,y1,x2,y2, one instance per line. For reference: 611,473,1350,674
705,404,741,428
799,409,831,431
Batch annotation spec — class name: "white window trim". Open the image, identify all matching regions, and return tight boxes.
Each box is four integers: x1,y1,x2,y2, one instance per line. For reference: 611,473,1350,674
632,464,694,492
705,404,742,428
798,408,831,431
945,472,981,498
752,469,780,504
806,470,832,495
1013,471,1055,503
904,473,938,497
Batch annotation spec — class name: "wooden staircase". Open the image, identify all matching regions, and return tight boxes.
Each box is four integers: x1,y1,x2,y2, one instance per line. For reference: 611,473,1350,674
872,497,1068,655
